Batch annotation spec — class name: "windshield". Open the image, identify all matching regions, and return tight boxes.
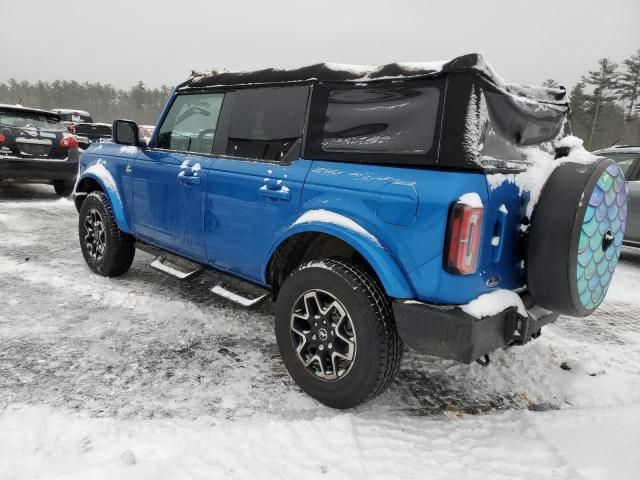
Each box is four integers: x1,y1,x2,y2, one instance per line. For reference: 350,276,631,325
0,111,67,132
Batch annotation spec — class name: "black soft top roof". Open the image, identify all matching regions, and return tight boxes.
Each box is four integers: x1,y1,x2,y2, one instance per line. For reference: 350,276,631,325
184,53,567,106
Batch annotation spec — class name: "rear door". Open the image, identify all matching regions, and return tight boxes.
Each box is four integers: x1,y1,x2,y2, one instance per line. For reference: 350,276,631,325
203,86,311,281
131,92,224,261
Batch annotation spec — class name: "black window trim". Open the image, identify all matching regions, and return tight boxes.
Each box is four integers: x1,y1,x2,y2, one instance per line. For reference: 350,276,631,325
303,77,446,166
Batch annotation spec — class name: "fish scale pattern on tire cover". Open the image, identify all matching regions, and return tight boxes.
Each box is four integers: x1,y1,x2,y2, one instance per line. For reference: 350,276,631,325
577,163,628,310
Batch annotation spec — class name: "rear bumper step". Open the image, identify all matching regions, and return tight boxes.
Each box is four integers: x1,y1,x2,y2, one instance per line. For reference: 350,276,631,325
392,296,558,364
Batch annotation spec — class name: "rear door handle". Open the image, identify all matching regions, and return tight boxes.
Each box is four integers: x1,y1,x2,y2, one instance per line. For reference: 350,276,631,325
178,172,201,185
259,185,290,201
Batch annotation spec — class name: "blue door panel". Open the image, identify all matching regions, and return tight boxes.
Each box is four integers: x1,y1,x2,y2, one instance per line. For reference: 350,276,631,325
132,150,211,261
203,158,312,280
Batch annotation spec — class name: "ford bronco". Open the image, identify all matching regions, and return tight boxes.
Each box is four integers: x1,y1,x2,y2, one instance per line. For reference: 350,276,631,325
73,54,628,408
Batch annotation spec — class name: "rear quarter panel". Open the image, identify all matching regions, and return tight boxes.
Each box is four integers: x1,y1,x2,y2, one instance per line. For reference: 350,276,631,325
301,161,514,304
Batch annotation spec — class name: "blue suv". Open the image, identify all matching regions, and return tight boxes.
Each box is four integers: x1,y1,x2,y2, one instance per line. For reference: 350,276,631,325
74,54,628,408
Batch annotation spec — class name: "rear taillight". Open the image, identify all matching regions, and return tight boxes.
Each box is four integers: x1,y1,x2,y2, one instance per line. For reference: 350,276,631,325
444,202,484,275
60,135,79,149
0,133,5,143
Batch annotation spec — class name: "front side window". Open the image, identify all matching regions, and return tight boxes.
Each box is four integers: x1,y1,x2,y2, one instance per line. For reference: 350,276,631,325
156,93,224,154
226,86,310,161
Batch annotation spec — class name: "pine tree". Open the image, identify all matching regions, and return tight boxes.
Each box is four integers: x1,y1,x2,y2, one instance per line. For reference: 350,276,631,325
569,81,591,140
615,49,640,121
542,79,560,88
582,58,618,148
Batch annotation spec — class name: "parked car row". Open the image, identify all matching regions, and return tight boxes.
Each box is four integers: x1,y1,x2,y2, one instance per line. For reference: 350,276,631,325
0,104,154,196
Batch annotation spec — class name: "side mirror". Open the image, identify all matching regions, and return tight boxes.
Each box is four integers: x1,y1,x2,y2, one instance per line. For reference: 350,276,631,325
112,120,142,146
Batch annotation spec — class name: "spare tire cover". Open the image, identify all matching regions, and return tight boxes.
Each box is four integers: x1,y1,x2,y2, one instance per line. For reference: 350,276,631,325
527,158,627,316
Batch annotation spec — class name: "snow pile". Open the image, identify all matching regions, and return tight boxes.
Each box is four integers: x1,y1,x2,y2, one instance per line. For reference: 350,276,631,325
487,135,600,218
461,289,527,318
293,209,382,247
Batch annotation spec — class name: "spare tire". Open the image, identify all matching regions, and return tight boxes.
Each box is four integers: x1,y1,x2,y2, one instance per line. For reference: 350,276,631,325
527,158,627,317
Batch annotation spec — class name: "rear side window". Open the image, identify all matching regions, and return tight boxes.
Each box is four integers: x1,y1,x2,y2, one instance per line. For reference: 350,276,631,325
306,80,442,164
156,93,224,154
225,86,309,161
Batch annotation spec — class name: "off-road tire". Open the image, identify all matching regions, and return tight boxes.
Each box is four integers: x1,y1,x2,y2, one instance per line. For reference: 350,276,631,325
53,180,74,197
79,191,135,277
275,258,403,408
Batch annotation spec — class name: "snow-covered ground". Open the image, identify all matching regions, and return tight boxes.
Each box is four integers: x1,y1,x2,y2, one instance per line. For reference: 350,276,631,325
1,183,639,479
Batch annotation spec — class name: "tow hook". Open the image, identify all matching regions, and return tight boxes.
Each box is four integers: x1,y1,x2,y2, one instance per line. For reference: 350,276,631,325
476,354,490,367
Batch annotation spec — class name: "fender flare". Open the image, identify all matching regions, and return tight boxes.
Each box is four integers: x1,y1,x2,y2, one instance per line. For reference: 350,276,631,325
76,166,132,234
263,221,415,299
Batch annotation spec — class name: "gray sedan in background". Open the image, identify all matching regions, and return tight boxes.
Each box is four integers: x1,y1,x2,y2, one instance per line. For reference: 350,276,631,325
594,145,640,246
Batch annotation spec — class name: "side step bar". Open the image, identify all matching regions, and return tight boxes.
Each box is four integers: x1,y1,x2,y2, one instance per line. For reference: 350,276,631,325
136,242,271,308
211,285,270,308
150,256,203,280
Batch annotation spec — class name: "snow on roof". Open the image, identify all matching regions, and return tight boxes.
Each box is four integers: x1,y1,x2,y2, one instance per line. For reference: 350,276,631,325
186,53,567,105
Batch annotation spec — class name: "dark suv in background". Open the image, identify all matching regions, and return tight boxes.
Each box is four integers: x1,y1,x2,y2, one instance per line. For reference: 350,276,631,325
0,104,80,195
51,108,112,150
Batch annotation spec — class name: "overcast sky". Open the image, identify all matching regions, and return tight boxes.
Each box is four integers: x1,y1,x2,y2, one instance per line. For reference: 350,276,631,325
2,0,639,90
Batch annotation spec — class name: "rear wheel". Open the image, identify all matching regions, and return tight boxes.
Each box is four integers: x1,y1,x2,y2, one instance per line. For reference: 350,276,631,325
275,259,403,408
53,180,74,197
79,191,135,277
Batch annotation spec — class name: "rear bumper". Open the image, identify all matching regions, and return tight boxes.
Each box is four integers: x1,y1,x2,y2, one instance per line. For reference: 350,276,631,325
0,153,79,183
392,294,558,364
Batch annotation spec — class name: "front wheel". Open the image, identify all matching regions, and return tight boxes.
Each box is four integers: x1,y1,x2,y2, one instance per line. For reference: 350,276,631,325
78,191,135,277
275,259,403,408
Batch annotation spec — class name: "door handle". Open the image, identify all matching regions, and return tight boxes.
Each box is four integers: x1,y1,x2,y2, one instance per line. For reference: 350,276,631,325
178,172,201,185
259,185,290,201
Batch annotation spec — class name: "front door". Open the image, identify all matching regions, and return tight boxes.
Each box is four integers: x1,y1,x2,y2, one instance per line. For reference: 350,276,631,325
131,92,224,261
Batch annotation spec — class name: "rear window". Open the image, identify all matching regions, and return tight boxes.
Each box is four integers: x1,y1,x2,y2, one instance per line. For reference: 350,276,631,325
478,91,567,168
306,80,442,164
225,86,309,161
0,110,67,132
